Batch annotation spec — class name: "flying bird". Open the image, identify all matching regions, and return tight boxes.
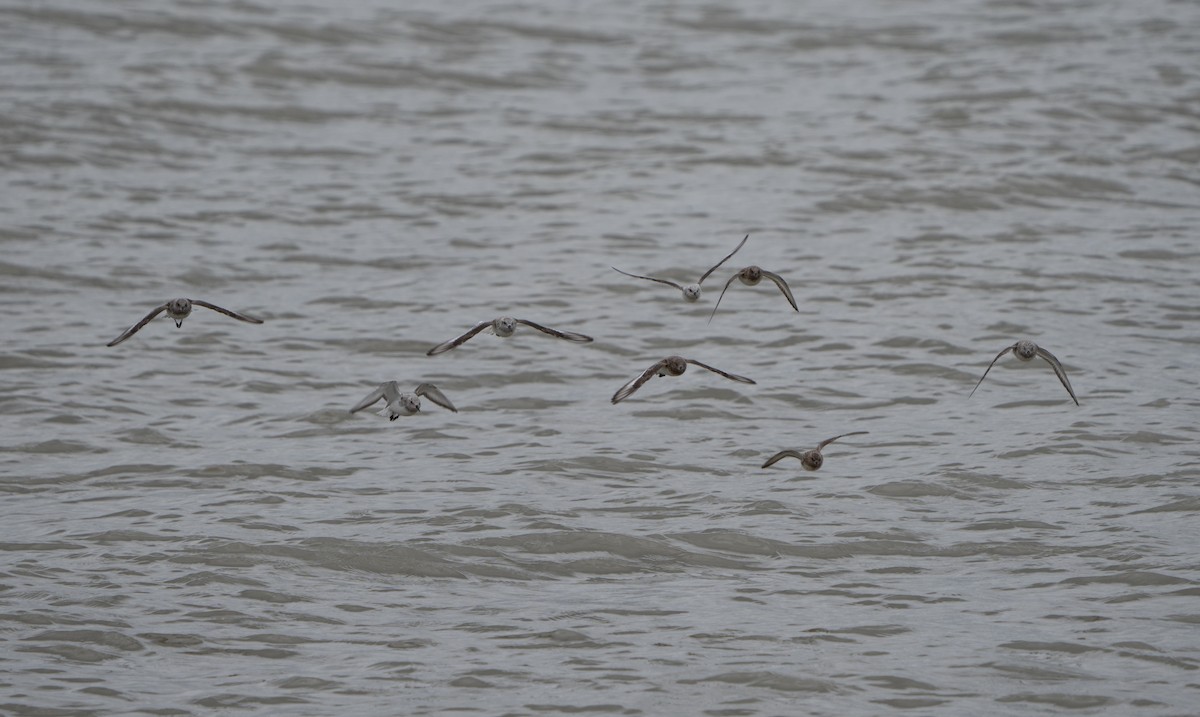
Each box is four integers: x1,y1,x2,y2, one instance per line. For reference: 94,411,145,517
761,432,869,471
708,265,798,322
612,234,749,302
107,298,263,346
349,382,457,420
968,339,1079,406
611,355,755,403
427,317,593,355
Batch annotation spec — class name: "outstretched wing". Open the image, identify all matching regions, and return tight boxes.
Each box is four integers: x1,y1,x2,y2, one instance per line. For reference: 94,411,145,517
106,303,169,346
759,269,799,312
697,234,749,286
611,266,683,291
191,299,264,324
415,383,458,413
817,431,870,451
515,319,593,343
427,321,492,356
968,344,1016,399
685,359,756,385
349,384,388,414
1035,346,1080,406
761,450,805,469
611,358,669,404
706,272,741,323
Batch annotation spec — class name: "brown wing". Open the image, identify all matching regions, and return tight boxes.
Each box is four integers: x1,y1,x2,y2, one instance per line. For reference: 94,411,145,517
611,358,670,404
706,272,741,323
697,234,749,285
611,266,683,291
515,319,593,343
684,359,756,385
1035,346,1080,406
427,321,492,356
759,269,799,312
191,299,263,324
816,431,870,451
761,450,805,469
106,303,169,346
968,344,1017,399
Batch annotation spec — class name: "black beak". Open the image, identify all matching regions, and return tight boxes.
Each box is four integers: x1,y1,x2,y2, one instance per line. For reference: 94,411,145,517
174,320,183,328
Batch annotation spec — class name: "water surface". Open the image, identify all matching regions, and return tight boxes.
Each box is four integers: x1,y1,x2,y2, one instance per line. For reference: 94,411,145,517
2,0,1199,715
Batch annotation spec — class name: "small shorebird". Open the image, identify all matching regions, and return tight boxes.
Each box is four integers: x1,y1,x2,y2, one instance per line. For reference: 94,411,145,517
427,317,593,355
611,355,755,403
612,234,748,302
349,382,457,420
708,265,798,322
106,298,263,346
969,340,1079,406
761,432,869,471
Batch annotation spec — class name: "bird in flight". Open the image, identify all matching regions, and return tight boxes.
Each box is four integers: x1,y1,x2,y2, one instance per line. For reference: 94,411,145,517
426,317,593,356
761,432,870,471
708,265,798,322
968,340,1079,406
349,382,457,420
107,298,263,346
611,355,755,404
612,234,748,302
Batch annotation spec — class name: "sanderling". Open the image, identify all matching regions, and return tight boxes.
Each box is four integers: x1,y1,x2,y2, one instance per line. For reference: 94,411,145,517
708,265,798,322
349,382,457,420
611,355,755,404
761,431,869,471
969,340,1079,406
427,317,593,356
612,234,748,302
106,298,263,346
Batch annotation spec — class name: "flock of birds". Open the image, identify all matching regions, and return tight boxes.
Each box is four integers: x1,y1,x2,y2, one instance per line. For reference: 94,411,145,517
105,236,1080,472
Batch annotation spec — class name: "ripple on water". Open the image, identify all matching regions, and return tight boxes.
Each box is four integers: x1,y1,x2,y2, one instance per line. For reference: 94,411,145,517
3,0,1199,714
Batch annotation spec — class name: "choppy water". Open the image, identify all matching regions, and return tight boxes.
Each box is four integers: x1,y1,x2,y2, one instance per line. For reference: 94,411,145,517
2,0,1199,715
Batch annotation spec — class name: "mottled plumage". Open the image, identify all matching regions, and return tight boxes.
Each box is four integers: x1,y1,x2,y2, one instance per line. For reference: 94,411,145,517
611,355,755,404
708,265,799,322
969,340,1079,406
761,432,869,471
106,298,263,346
427,317,593,356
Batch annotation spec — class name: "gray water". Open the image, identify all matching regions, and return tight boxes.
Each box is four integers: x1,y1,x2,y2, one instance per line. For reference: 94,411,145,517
2,0,1199,715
